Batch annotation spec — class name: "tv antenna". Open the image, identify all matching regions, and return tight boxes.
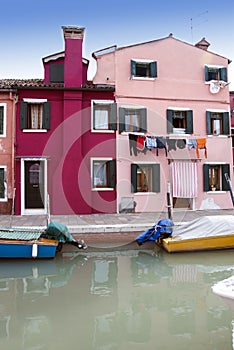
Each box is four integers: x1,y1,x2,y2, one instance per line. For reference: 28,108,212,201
190,10,208,43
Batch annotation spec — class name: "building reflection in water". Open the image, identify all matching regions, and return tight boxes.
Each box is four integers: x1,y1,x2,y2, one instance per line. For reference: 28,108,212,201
0,249,233,349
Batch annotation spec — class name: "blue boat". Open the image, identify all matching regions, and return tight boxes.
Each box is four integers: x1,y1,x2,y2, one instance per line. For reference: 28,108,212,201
0,228,58,259
0,222,87,259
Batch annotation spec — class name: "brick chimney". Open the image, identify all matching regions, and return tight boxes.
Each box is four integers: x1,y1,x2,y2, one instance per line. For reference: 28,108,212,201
62,26,85,87
195,37,210,51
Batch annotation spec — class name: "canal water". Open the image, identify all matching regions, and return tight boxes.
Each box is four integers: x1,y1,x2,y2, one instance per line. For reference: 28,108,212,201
0,247,234,350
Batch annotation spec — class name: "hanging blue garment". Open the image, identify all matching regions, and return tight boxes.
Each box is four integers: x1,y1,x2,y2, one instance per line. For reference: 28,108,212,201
145,136,157,149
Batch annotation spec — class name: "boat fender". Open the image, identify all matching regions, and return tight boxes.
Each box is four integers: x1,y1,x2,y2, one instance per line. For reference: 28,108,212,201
32,243,38,258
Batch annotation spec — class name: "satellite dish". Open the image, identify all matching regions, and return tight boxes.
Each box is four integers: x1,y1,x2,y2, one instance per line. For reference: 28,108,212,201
210,82,220,94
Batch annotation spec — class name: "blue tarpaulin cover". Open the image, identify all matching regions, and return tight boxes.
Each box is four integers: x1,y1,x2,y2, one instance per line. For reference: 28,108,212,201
135,219,174,245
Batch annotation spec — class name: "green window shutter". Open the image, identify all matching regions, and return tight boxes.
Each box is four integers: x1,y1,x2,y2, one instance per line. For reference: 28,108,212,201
220,67,227,82
206,111,211,135
150,61,157,78
0,168,4,198
20,102,28,129
119,107,126,133
50,64,64,83
185,110,193,134
204,66,209,81
92,102,97,129
110,103,117,130
222,164,230,191
131,164,138,193
203,164,210,191
222,112,230,135
107,160,116,188
152,164,160,193
131,60,136,76
139,108,147,132
166,109,173,134
0,106,3,134
43,102,51,130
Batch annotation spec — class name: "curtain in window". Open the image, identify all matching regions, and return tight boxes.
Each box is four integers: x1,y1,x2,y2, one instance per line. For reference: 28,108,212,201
31,104,43,129
125,114,139,132
95,109,108,129
171,162,198,198
94,162,106,186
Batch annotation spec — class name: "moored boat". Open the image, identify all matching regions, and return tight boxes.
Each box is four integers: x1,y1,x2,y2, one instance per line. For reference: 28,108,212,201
0,221,87,259
0,228,58,259
212,275,234,311
136,215,234,253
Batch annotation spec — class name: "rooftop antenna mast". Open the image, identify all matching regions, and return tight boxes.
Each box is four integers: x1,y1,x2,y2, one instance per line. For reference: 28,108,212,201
190,10,208,43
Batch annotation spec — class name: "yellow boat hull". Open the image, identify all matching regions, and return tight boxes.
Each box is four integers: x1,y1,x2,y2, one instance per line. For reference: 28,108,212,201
161,234,234,253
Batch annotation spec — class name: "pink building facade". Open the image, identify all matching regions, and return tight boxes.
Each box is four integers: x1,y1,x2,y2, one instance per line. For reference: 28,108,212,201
230,91,234,165
0,88,16,214
12,26,116,215
93,35,233,213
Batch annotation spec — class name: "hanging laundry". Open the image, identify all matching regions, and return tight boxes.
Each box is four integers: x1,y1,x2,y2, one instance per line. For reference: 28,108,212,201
156,137,168,156
166,138,177,151
128,134,138,156
176,139,186,149
136,135,146,151
145,136,157,149
196,138,207,158
187,139,197,150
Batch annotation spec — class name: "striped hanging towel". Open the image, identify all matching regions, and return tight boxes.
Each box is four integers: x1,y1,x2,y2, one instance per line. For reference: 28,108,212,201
171,162,198,198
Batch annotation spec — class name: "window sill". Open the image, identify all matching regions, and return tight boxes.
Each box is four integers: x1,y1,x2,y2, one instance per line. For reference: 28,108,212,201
130,76,156,81
23,129,47,133
0,198,7,202
92,187,114,191
168,133,191,136
91,129,115,134
207,134,228,138
134,192,156,195
207,191,226,194
121,131,145,136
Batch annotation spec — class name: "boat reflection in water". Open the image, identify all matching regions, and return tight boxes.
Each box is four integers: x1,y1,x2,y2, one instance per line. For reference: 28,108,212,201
1,249,234,349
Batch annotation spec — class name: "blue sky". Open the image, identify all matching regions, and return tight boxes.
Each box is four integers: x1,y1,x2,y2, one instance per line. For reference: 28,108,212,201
1,0,234,89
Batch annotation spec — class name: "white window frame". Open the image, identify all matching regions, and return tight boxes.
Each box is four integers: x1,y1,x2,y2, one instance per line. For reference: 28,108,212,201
22,98,48,133
0,103,6,137
0,166,7,202
131,59,156,81
91,157,114,191
91,100,115,133
204,64,227,84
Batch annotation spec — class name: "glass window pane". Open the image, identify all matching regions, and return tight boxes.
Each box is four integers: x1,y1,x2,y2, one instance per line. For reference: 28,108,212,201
93,162,107,187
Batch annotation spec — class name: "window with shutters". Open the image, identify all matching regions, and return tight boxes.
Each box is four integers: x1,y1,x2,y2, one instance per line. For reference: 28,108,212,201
206,111,229,135
91,101,116,132
0,167,7,201
20,99,50,131
131,59,157,79
131,163,160,193
167,109,193,134
204,65,227,82
91,158,116,190
0,104,6,137
119,107,147,133
203,163,230,192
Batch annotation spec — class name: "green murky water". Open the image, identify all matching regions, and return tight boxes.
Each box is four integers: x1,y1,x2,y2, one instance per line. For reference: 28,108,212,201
0,247,234,350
